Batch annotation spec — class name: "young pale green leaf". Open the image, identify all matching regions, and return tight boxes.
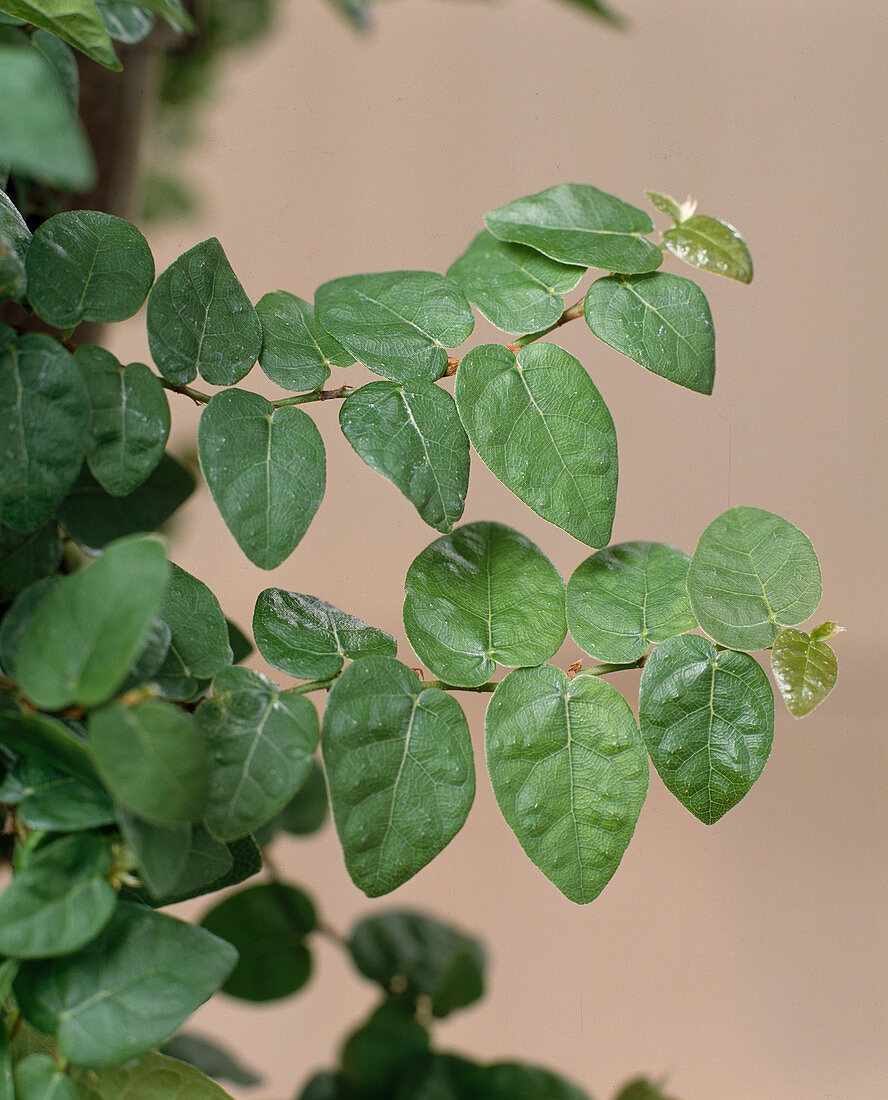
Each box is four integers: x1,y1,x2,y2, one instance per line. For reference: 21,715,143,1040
645,190,683,221
3,758,114,831
96,1,155,43
446,229,584,336
13,1054,78,1100
455,342,618,548
567,542,696,663
403,521,566,688
253,589,396,681
0,190,30,302
26,211,154,328
73,1052,235,1100
116,808,191,898
256,290,353,392
486,665,648,904
200,882,316,1002
159,1034,261,1088
199,389,325,569
340,380,469,532
254,758,328,844
639,634,774,824
322,656,475,897
30,29,79,106
89,698,209,825
0,522,63,602
340,1002,429,1093
686,506,822,651
146,238,262,385
349,910,485,1018
15,902,238,1067
0,833,117,959
315,271,474,384
126,829,260,908
0,334,90,534
196,666,319,841
74,346,170,496
0,711,97,784
57,453,195,550
0,45,95,190
14,534,170,709
771,626,838,717
663,214,753,283
584,273,716,394
485,183,662,274
153,562,233,700
0,0,119,68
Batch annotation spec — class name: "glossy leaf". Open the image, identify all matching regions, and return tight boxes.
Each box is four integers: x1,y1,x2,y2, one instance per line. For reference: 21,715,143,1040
0,522,63,602
117,808,191,898
26,211,154,328
315,271,474,384
15,902,238,1067
486,665,648,904
322,656,475,896
686,506,822,651
200,882,316,1002
0,0,119,68
567,542,696,663
154,562,232,699
638,634,774,824
30,29,78,106
645,190,683,221
3,758,114,831
485,183,662,273
403,521,566,687
253,589,396,680
771,626,838,717
455,343,618,547
584,273,715,394
663,214,753,283
13,1054,78,1100
446,229,583,336
340,1002,429,1093
14,534,170,709
159,1034,261,1087
89,699,209,825
0,833,116,958
73,1052,234,1100
0,189,29,302
147,238,261,385
96,1,155,43
198,389,325,569
256,290,353,392
0,334,90,533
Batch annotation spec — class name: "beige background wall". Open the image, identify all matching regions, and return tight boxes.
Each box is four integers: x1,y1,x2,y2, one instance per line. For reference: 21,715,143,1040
110,1,886,1096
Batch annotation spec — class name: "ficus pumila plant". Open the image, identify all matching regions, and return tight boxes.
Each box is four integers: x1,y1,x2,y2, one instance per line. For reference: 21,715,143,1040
0,4,841,1100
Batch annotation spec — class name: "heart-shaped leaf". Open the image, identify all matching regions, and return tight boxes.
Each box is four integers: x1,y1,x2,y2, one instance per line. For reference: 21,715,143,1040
771,625,839,717
663,214,753,283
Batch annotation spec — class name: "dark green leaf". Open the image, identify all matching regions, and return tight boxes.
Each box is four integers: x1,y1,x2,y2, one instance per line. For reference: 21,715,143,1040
340,1001,429,1093
322,656,475,896
13,1054,78,1100
2,758,114,831
255,758,328,843
340,380,469,532
477,1062,590,1100
663,214,753,283
73,1052,234,1100
26,211,154,328
225,618,252,664
315,271,474,384
485,183,661,273
0,522,63,602
771,626,838,717
154,562,232,700
638,634,774,824
127,829,260,908
117,807,191,898
146,238,262,386
455,343,618,548
0,577,60,674
403,521,566,688
159,1034,261,1087
30,29,79,106
394,1054,486,1100
198,389,325,569
96,1,156,44
120,617,172,688
0,711,97,783
132,0,193,32
0,189,29,302
253,589,396,680
0,1,119,68
256,290,353,392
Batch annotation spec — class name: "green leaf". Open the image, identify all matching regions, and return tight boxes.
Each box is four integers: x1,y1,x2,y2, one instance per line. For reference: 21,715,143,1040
0,1024,13,1100
74,346,170,496
0,577,60,675
645,191,683,221
583,273,715,394
254,757,328,843
322,656,475,897
129,0,192,32
340,1001,429,1093
253,589,397,681
477,1062,590,1100
30,29,79,107
120,617,171,689
13,1054,78,1100
454,343,618,548
638,634,774,824
614,1078,680,1100
566,542,696,663
226,618,252,664
0,1,119,69
2,758,115,831
0,711,97,783
486,665,648,904
57,453,195,549
196,666,319,841
485,183,662,274
198,389,325,569
15,902,237,1067
153,562,232,700
89,698,209,824
663,214,753,283
0,189,30,302
159,1034,261,1087
146,238,262,386
686,506,822,651
0,833,116,958
771,626,838,717
200,882,316,1002
394,1055,486,1100
349,911,485,1018
96,1,156,44
126,829,260,908
256,290,353,392
0,522,63,602
446,229,583,336
72,1052,235,1100
403,521,566,688
339,380,470,532
0,45,95,190
315,271,474,384
0,334,90,534
14,534,170,709
26,211,154,328
116,808,191,898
